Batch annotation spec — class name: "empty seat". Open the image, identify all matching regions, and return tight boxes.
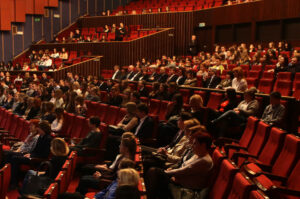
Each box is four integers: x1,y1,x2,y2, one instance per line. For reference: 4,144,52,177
227,172,254,198
273,80,292,96
158,100,170,121
206,92,223,110
103,106,120,125
277,72,292,81
70,116,85,138
251,65,263,71
244,134,300,184
115,108,127,125
292,82,300,99
258,79,273,94
231,121,271,164
179,89,191,104
246,78,258,88
149,99,161,116
261,71,275,80
209,159,239,199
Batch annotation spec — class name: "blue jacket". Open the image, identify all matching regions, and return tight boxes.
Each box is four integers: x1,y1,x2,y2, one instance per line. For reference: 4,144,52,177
94,180,118,199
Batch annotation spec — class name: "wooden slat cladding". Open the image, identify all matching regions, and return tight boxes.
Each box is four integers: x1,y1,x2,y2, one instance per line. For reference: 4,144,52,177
78,12,192,55
31,28,174,69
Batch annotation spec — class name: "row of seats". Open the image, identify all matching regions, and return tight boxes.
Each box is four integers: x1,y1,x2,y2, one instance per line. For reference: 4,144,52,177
210,116,300,198
114,0,224,14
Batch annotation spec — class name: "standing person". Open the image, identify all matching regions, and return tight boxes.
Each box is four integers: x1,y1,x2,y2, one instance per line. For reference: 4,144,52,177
188,35,198,56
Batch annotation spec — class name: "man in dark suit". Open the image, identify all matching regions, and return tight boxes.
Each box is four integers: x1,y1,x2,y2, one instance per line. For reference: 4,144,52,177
130,66,143,81
157,67,169,83
99,76,108,91
166,67,178,83
115,22,127,41
147,66,160,82
108,86,123,107
203,69,221,89
124,65,136,80
188,35,198,56
134,103,154,141
111,65,122,81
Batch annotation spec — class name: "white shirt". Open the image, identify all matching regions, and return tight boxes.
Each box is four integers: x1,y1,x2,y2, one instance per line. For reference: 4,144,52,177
232,78,247,92
51,118,63,132
50,53,60,58
112,70,119,80
134,116,147,136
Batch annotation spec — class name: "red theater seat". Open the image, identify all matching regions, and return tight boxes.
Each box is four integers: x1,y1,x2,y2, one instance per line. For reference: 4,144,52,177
273,80,292,96
258,79,273,94
227,172,254,198
206,92,223,110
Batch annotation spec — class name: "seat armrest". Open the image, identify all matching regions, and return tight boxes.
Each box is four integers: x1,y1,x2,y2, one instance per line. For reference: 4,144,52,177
214,137,239,147
231,152,257,164
271,186,300,198
224,144,246,155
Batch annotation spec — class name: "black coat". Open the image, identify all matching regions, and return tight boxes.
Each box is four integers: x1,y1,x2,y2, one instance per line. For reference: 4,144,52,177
188,40,198,56
135,116,154,140
166,74,179,83
147,72,160,82
112,70,123,81
203,76,221,88
157,74,169,83
31,134,52,158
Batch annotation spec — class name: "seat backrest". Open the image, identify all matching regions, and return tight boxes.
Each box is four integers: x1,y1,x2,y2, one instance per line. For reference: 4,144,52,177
149,99,161,115
61,160,72,184
19,120,30,141
179,89,191,104
71,116,85,138
247,121,271,157
209,159,238,199
3,112,13,131
158,100,170,121
277,72,292,81
239,117,259,148
258,79,273,94
249,190,269,199
207,92,223,110
274,80,292,96
257,127,286,165
194,90,207,104
227,172,253,199
0,164,11,199
80,118,90,138
115,108,127,125
284,160,300,199
55,171,67,194
9,115,19,137
271,134,300,177
98,103,109,122
261,71,274,80
0,110,8,128
14,118,25,140
44,182,59,199
103,106,119,125
65,113,76,136
99,123,109,149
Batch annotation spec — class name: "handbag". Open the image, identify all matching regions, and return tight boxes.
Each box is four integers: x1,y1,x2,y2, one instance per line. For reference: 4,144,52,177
20,161,54,197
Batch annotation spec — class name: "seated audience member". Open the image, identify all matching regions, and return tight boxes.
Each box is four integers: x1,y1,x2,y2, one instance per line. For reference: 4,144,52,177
111,65,123,81
203,68,221,89
59,48,68,60
189,94,204,123
146,132,213,199
137,80,148,97
40,102,55,123
20,138,69,196
211,88,258,137
130,91,140,105
157,67,169,83
155,83,168,100
216,71,234,89
148,82,160,99
65,91,77,114
104,25,110,33
167,82,179,101
38,55,52,71
8,120,53,189
210,56,225,74
2,90,14,110
76,134,137,195
50,89,64,108
261,91,285,127
115,22,127,41
130,66,142,81
86,87,101,102
108,85,123,107
183,70,197,87
165,93,183,121
166,67,178,84
134,103,154,141
75,96,87,116
269,54,289,74
99,76,108,91
147,66,160,82
188,35,198,56
25,97,41,120
50,48,60,58
124,65,136,80
109,102,138,136
175,67,186,85
13,93,27,116
3,119,40,156
287,56,300,74
115,185,140,199
51,107,64,133
231,67,247,92
70,116,102,155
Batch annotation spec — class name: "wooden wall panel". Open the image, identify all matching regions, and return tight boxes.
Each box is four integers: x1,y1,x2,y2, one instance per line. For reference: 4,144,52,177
0,0,14,31
14,0,26,22
30,28,174,69
79,12,192,55
48,0,59,7
35,0,45,15
25,0,35,14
